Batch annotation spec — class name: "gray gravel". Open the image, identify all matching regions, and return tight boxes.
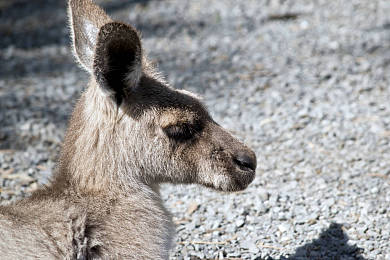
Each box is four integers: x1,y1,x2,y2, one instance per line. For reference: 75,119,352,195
1,0,390,259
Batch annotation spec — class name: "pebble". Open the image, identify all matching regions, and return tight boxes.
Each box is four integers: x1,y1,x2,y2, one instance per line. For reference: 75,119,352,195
235,217,246,229
278,223,291,233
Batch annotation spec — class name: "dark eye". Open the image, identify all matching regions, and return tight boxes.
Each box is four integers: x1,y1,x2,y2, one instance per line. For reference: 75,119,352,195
163,124,195,142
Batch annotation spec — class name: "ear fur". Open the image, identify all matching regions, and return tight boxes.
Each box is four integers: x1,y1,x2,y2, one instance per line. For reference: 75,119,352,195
93,22,143,105
68,0,112,72
68,0,143,105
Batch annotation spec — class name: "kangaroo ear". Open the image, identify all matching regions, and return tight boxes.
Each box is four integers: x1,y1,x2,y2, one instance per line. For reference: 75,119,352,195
68,0,112,72
93,22,143,105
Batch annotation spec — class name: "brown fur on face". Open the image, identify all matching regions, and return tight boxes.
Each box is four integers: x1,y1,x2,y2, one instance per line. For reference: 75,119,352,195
0,0,257,258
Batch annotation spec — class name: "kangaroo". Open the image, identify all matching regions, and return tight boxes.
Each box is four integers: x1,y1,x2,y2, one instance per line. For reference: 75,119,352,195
0,0,257,259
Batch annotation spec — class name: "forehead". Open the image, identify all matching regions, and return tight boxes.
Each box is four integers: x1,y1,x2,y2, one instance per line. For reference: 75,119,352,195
159,108,199,128
125,75,209,121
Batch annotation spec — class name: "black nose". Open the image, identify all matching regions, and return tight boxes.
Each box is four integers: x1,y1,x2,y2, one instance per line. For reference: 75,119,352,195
233,151,257,171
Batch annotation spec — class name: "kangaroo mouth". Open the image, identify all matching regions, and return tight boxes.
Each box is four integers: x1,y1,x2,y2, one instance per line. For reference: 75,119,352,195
231,169,255,191
213,169,256,192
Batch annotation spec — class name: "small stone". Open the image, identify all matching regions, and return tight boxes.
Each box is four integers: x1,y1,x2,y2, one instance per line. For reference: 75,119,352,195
280,234,292,243
357,226,368,235
26,182,38,193
257,188,270,201
5,174,35,184
235,217,245,228
370,187,379,194
186,202,199,216
278,223,291,233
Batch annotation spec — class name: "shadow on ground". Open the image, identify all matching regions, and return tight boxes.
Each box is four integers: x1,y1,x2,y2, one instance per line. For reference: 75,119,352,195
276,223,365,260
187,223,366,259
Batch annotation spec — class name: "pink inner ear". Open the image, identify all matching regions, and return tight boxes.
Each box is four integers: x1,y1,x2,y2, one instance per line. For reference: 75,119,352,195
68,0,112,72
84,19,99,52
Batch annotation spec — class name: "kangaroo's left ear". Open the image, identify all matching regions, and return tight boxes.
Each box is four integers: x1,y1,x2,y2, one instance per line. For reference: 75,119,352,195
93,22,143,105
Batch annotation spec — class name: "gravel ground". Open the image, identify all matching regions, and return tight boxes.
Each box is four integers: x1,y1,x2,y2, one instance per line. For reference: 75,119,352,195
1,0,390,259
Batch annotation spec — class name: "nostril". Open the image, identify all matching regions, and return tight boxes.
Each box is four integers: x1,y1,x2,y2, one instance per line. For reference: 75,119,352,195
234,151,256,171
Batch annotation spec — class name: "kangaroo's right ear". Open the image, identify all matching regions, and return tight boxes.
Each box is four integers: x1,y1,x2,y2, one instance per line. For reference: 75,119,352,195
68,0,112,72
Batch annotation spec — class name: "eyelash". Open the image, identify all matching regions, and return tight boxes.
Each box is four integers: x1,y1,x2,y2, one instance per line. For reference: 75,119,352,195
163,124,196,142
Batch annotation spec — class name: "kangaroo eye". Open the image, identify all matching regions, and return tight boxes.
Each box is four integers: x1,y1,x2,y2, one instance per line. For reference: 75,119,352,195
163,124,195,142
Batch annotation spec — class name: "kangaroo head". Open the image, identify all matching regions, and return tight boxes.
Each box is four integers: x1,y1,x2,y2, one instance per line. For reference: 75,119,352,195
65,0,256,193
